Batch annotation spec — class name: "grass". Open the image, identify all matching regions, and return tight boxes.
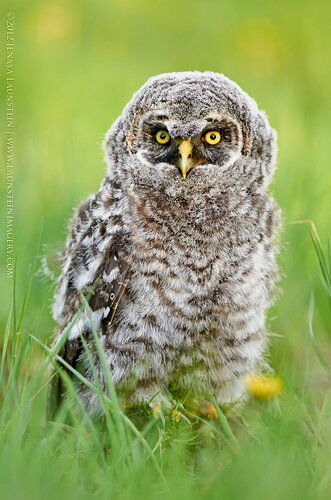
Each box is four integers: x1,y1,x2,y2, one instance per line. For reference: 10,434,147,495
1,0,331,498
0,231,330,500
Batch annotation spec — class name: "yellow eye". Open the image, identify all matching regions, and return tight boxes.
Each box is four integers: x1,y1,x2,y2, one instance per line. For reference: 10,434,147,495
204,130,221,145
155,130,170,144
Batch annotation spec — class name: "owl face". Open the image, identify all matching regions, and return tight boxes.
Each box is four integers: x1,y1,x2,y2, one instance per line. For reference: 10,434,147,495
136,110,243,178
105,72,276,194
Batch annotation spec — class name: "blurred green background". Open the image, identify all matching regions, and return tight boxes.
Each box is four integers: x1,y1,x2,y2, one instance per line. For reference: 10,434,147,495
1,0,330,377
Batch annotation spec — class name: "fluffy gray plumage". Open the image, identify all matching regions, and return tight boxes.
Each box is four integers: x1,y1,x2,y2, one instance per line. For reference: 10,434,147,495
52,71,281,416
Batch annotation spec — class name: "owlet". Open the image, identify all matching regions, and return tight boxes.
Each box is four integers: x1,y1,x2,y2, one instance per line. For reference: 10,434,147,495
52,72,281,416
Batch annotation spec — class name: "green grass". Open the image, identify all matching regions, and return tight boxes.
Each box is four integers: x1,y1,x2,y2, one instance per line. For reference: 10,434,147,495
1,234,331,499
1,0,331,498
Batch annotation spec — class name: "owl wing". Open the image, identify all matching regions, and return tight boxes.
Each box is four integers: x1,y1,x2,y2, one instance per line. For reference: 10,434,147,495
51,189,130,406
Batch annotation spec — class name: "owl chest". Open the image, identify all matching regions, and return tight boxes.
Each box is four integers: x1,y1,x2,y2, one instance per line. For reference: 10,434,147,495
127,201,267,336
129,231,230,327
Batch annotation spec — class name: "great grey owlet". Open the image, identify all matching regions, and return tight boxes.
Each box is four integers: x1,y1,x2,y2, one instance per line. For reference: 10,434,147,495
52,71,281,416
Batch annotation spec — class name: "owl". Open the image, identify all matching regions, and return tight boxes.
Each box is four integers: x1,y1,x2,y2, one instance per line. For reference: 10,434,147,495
52,71,281,417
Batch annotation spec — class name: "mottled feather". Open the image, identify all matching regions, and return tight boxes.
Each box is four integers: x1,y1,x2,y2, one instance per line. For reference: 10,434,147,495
52,72,281,416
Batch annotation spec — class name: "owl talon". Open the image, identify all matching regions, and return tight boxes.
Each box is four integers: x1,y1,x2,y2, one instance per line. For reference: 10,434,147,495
206,404,218,420
198,401,217,420
185,399,218,420
121,401,134,409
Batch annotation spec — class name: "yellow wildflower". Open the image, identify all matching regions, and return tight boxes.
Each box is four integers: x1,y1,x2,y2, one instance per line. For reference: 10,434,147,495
171,409,182,422
245,374,283,400
152,405,161,418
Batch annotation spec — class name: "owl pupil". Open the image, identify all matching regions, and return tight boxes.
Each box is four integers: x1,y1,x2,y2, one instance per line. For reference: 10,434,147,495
210,133,216,140
160,133,166,139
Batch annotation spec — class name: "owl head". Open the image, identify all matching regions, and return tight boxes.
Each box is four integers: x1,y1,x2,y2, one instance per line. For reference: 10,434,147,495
104,72,277,197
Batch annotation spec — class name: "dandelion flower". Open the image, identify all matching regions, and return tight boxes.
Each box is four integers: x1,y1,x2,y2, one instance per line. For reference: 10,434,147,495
245,373,283,400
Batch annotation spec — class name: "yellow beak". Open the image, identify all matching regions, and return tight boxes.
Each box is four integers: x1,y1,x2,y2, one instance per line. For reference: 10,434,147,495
178,140,193,179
